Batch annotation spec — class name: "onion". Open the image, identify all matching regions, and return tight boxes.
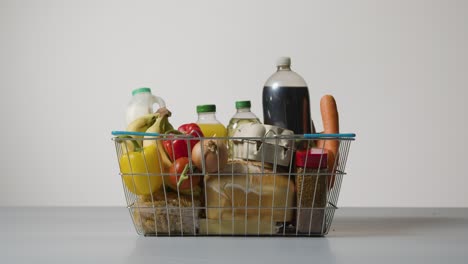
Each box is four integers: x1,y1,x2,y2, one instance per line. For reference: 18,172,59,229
192,139,228,173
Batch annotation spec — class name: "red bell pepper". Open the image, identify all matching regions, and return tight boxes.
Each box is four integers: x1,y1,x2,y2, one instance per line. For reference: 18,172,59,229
163,123,204,161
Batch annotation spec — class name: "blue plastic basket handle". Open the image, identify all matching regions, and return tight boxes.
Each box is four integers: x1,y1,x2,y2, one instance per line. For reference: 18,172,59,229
303,133,356,139
112,131,160,137
112,130,355,139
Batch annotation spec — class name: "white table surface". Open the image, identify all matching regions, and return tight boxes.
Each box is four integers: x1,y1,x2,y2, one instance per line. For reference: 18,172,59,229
2,207,467,263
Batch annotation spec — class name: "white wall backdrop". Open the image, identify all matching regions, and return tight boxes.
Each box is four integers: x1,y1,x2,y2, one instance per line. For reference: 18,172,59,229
1,0,467,207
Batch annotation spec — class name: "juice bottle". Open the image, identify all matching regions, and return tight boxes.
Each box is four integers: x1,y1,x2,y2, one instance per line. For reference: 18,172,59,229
196,104,227,138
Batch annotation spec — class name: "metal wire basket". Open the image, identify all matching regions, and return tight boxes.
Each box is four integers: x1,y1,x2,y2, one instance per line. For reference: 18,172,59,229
112,131,355,237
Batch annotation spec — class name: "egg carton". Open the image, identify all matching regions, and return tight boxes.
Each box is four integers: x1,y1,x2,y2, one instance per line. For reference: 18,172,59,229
231,123,295,167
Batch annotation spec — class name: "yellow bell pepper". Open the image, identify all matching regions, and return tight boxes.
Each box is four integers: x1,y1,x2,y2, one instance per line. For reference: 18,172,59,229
119,139,164,195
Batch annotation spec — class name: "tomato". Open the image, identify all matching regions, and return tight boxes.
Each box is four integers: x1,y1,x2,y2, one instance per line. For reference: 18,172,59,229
168,157,201,190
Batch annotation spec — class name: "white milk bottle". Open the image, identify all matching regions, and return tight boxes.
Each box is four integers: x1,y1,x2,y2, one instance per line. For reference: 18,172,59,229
126,87,166,126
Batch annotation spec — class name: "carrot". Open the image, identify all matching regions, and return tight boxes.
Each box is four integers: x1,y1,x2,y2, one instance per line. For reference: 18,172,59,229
316,95,339,189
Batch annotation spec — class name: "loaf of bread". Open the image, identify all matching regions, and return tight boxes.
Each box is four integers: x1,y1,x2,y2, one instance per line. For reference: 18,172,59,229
199,219,280,235
204,160,295,222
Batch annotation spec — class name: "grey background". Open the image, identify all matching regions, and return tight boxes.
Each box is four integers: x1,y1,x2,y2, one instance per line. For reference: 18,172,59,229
1,0,467,206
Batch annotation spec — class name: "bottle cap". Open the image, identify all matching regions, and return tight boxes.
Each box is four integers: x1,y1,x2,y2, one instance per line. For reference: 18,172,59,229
132,87,151,96
197,104,216,113
235,100,251,109
276,57,291,67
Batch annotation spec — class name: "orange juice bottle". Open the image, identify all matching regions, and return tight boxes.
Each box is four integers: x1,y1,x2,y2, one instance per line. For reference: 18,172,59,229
196,104,227,138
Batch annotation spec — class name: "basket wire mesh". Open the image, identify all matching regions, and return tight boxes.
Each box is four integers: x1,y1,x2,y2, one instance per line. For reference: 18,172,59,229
112,132,355,237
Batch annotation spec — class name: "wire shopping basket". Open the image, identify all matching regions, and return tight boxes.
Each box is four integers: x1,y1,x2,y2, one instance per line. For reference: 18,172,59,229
112,131,355,237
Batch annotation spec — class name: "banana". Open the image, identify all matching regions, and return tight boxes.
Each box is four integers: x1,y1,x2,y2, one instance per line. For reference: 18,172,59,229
120,114,157,155
118,136,136,155
143,110,173,170
126,114,158,133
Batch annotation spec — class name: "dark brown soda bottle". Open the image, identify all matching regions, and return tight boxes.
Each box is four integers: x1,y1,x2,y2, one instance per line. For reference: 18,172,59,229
262,57,314,134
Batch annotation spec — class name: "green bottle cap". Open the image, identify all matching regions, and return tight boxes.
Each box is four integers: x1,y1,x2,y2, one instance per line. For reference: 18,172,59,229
197,104,216,113
235,100,251,109
132,87,151,96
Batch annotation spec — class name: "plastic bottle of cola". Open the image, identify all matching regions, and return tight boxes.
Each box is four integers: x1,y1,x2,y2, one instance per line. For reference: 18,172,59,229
262,57,314,134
